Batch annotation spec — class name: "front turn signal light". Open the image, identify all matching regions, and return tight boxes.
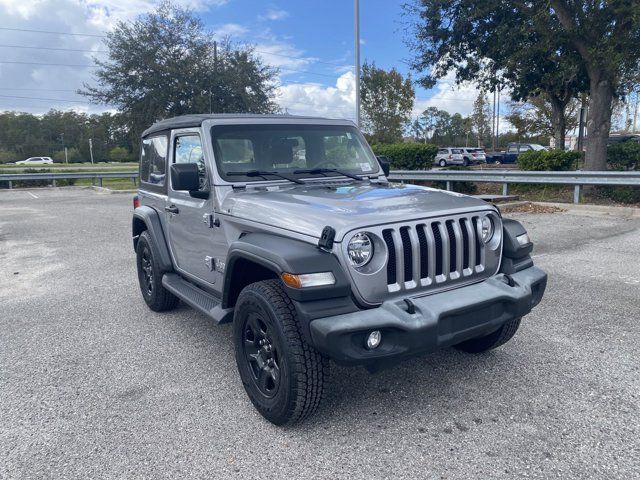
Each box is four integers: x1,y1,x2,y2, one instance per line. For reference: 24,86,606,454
281,272,336,289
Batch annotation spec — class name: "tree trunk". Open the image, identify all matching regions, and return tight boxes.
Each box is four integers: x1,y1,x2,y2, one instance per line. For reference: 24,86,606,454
585,75,614,170
549,96,567,150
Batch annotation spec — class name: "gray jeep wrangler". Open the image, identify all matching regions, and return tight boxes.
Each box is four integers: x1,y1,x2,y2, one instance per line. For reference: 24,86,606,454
132,114,547,425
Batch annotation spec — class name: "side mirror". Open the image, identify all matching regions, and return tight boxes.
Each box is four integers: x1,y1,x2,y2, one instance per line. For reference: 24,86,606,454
376,156,391,176
170,163,200,192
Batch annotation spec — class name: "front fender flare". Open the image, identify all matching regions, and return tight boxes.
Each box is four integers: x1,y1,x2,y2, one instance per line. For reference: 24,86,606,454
223,233,352,306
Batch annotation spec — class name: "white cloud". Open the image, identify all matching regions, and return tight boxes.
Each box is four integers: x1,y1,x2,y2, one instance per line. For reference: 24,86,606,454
413,71,514,133
412,73,483,118
212,22,248,37
276,71,356,121
259,8,289,21
253,42,318,71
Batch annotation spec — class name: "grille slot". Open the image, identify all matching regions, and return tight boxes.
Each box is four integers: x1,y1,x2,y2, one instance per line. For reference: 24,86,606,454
382,214,488,290
399,227,413,282
416,224,429,279
382,229,396,285
431,223,443,276
460,218,470,269
445,220,457,273
472,217,482,266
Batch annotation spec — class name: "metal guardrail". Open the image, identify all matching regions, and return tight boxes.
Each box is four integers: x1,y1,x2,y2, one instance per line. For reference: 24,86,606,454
388,170,640,203
0,171,139,189
1,169,639,204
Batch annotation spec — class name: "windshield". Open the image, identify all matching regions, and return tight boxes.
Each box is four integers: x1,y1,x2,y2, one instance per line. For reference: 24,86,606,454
211,124,379,182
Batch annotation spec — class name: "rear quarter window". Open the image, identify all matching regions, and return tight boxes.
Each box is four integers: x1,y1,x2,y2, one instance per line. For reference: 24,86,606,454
140,135,168,187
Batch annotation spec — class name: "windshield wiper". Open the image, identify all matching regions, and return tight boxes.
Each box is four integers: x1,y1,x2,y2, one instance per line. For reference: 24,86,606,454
293,168,364,182
226,170,305,185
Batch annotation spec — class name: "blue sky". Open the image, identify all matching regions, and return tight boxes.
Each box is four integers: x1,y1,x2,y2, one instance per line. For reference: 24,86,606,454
0,0,482,119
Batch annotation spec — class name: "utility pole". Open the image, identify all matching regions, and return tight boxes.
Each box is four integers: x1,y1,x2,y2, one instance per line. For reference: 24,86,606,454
491,89,497,151
59,133,67,164
88,138,94,164
210,41,218,114
496,86,500,149
354,0,361,128
633,92,639,133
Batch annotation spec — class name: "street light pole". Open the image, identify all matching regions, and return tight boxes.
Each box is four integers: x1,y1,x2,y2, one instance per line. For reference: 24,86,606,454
354,0,361,128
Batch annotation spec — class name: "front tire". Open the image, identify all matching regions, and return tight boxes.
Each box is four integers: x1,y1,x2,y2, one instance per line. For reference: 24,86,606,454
454,318,522,353
136,230,179,312
233,280,329,425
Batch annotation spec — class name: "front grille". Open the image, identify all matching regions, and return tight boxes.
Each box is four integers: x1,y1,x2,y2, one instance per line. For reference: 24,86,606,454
381,214,487,292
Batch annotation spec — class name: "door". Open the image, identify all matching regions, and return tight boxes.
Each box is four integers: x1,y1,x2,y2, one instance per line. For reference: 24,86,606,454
165,130,219,286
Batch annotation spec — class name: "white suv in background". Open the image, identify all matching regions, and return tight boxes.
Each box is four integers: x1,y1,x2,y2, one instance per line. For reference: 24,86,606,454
15,157,54,165
433,148,464,167
459,148,486,165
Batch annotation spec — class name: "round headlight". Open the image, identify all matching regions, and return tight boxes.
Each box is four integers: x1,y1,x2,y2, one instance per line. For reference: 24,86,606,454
347,232,374,267
480,216,494,243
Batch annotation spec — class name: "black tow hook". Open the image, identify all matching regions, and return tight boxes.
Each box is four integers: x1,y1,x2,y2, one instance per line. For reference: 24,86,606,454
404,298,416,315
502,274,516,287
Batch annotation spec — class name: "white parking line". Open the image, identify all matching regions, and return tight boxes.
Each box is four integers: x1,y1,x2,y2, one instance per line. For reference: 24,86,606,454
26,191,38,199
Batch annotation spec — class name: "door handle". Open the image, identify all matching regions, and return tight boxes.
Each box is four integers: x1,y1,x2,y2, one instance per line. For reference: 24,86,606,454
165,205,179,214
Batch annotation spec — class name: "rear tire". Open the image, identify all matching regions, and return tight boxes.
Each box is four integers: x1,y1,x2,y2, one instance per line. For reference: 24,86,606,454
454,318,522,353
462,158,469,167
439,159,447,167
233,279,329,425
136,230,179,312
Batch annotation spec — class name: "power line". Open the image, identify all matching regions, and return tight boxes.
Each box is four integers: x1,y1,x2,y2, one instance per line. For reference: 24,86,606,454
0,27,104,38
0,60,349,80
0,60,94,67
0,44,107,54
0,94,90,103
0,87,81,92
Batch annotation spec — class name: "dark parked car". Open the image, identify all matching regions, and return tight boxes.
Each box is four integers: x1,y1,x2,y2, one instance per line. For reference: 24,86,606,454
486,143,547,164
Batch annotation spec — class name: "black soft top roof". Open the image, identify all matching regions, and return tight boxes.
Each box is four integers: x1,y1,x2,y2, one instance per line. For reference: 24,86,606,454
141,113,336,137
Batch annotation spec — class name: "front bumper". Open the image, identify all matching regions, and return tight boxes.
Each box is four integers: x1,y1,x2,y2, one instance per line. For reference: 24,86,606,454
309,266,547,366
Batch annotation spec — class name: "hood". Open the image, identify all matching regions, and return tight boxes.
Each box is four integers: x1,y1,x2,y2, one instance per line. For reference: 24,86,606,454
222,182,493,241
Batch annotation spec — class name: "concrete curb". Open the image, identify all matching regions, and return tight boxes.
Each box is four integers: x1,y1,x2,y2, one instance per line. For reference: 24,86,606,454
535,201,640,218
496,200,640,218
89,186,137,194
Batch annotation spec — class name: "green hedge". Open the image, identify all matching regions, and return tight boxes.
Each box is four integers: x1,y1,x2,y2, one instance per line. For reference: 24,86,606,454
517,150,580,171
371,143,437,170
600,142,640,203
607,141,640,171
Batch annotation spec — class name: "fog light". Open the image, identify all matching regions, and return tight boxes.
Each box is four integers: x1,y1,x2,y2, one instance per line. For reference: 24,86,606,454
366,330,382,349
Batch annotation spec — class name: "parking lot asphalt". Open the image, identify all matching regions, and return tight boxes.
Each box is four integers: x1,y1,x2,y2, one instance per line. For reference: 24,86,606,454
1,188,638,479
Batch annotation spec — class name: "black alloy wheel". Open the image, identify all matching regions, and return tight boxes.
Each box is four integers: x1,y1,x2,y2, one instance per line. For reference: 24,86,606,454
241,312,281,398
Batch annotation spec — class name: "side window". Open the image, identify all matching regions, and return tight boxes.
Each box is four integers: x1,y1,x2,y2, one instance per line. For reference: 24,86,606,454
140,136,167,186
438,149,447,155
519,145,531,152
174,134,208,190
508,145,518,153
